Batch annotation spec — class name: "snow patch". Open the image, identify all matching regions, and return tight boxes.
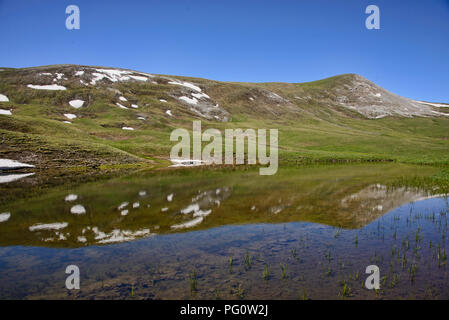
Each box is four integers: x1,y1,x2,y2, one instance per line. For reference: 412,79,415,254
69,100,84,109
0,94,9,102
122,127,134,131
0,109,12,115
70,205,86,215
116,103,128,109
64,113,77,120
27,84,66,90
179,96,198,105
168,81,201,92
29,222,68,231
166,110,173,116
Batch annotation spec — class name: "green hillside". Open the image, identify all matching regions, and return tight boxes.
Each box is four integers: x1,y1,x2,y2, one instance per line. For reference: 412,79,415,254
0,64,448,169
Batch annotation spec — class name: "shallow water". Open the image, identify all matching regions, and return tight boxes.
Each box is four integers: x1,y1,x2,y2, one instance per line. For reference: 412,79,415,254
0,164,448,299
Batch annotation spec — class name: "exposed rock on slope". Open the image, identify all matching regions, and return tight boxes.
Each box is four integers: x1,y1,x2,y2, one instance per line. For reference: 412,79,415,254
324,74,447,119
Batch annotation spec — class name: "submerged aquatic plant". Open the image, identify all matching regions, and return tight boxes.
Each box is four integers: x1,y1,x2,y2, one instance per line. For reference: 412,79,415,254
244,252,252,271
228,255,234,274
263,264,270,280
190,270,197,294
280,263,288,279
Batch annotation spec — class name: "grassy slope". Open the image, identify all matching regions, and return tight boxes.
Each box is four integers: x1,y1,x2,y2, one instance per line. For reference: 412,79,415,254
0,66,448,168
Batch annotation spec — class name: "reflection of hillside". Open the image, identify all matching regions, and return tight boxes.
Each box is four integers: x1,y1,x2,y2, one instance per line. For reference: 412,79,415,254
339,184,444,228
0,164,444,248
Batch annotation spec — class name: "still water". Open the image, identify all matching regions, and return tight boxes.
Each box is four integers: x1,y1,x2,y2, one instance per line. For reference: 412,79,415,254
0,164,448,299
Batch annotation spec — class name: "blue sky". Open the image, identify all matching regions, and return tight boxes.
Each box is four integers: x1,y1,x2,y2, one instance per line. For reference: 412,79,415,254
1,0,448,102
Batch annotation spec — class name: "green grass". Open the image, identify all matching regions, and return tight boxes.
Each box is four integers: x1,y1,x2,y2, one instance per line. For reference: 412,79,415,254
0,66,448,169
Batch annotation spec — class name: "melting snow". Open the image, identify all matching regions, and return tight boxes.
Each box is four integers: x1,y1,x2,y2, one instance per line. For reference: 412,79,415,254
74,71,85,76
167,193,174,202
166,110,173,116
0,94,9,102
0,212,11,223
70,205,86,215
27,84,66,90
64,113,77,120
168,81,201,92
192,92,210,99
119,96,127,102
69,99,84,109
170,159,203,167
121,210,129,216
130,104,139,109
122,127,134,131
29,222,68,231
116,103,128,109
62,121,72,124
179,96,198,105
0,159,34,170
159,99,167,103
129,75,148,81
137,116,146,120
133,202,140,208
139,191,147,197
0,109,12,115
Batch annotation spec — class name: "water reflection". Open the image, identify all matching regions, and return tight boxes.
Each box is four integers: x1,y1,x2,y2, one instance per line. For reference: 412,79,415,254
0,164,445,248
0,164,448,299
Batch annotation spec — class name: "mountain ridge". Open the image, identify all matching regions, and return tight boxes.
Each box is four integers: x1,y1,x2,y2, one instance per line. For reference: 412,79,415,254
0,64,448,169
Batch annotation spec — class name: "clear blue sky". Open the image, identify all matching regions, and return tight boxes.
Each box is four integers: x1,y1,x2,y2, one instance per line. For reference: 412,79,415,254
1,0,448,102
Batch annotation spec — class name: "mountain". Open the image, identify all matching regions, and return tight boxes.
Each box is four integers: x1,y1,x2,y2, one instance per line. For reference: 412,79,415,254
0,64,448,168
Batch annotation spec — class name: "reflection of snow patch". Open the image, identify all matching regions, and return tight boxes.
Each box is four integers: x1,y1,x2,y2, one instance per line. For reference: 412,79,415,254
65,194,78,202
0,173,35,184
118,202,129,210
0,159,34,170
0,212,11,223
171,217,203,229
